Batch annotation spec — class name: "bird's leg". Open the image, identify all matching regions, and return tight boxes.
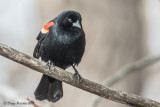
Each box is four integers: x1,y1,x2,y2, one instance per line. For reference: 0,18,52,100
72,64,83,84
46,60,55,71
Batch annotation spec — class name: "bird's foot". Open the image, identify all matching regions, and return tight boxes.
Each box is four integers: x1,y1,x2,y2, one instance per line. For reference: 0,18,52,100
72,65,83,84
46,60,55,71
73,72,83,84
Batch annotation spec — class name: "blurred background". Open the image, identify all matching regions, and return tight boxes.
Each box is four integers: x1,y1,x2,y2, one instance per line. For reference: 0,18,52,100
0,0,160,107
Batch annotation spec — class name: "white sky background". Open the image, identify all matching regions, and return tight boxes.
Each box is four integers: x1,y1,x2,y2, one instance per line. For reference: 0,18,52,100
141,0,160,101
0,0,41,97
0,0,40,52
145,0,160,56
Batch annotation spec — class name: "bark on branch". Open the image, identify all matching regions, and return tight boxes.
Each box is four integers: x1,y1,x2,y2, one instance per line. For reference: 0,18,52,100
0,43,160,107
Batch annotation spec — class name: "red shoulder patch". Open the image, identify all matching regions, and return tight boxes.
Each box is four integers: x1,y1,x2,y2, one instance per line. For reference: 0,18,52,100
41,21,55,33
44,21,55,31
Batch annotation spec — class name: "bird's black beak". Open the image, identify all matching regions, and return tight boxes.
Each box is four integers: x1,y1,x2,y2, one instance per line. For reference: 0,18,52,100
72,20,81,29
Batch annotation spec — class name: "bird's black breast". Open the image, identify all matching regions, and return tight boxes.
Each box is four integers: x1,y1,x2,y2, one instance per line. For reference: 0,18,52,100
37,31,85,69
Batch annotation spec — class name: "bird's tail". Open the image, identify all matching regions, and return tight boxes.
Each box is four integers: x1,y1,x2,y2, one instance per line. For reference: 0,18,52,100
34,74,63,102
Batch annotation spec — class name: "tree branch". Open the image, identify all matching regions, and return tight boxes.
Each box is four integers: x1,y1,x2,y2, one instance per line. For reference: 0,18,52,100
89,56,160,107
0,43,160,107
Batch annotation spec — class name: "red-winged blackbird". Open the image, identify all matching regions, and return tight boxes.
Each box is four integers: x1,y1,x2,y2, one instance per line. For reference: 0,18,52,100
33,11,86,102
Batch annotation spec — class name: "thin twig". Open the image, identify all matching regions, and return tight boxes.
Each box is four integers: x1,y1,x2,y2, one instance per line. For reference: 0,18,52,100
26,98,41,107
0,43,160,107
89,56,160,107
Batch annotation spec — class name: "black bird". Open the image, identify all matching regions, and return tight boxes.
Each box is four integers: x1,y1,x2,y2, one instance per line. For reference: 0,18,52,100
33,10,86,102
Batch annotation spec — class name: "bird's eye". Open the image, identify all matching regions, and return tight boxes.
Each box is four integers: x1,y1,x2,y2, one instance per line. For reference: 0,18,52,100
68,18,73,23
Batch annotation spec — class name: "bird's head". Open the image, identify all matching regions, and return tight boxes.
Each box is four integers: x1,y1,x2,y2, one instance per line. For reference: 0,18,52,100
56,11,82,31
41,10,85,39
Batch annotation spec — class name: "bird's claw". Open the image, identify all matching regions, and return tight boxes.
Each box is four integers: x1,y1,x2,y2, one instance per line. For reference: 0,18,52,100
72,71,83,85
46,60,55,71
72,64,83,84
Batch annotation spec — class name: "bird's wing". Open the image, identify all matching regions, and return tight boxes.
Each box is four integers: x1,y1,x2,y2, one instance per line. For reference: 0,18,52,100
33,32,46,59
33,21,55,59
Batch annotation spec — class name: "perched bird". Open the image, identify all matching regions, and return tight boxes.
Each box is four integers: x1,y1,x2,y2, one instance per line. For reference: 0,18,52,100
33,10,86,102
